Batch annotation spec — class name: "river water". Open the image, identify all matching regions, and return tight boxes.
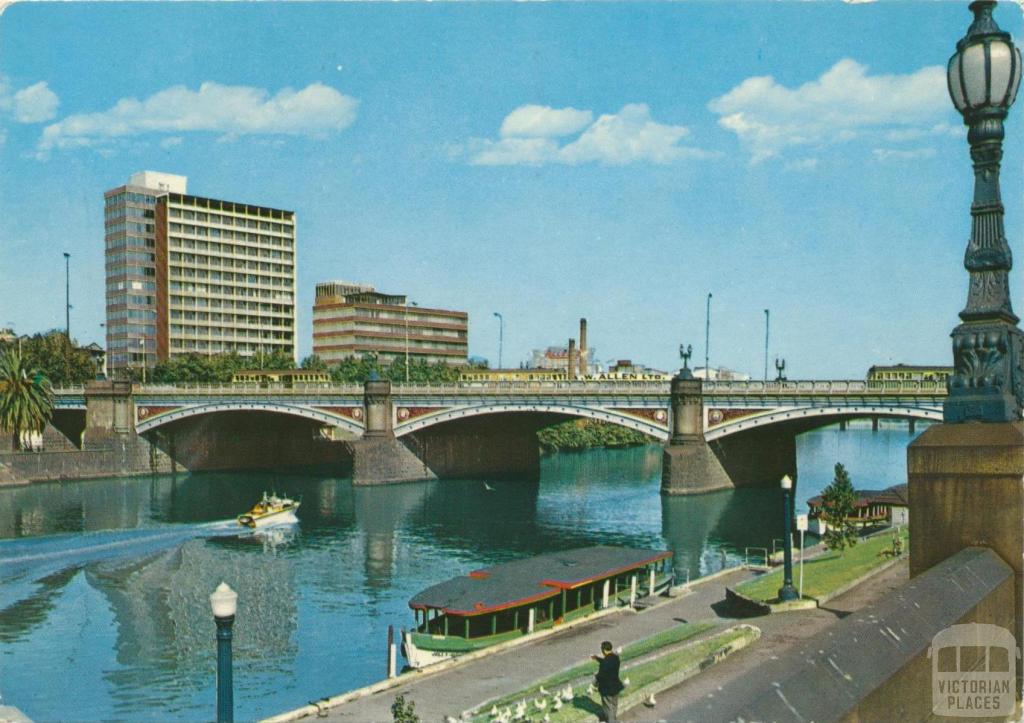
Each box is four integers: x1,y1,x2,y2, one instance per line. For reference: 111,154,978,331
0,421,918,721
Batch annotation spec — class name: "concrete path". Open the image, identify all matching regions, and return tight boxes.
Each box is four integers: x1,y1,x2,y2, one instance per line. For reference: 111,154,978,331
312,568,757,723
623,558,910,722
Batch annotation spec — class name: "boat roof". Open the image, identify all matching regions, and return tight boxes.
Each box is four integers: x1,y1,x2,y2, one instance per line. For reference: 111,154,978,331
409,546,671,616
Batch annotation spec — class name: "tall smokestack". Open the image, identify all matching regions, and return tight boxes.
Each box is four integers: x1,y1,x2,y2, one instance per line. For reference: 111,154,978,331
568,338,577,380
579,318,588,377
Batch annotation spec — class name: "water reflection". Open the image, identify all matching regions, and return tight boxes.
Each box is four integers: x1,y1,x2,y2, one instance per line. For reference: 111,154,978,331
0,425,917,721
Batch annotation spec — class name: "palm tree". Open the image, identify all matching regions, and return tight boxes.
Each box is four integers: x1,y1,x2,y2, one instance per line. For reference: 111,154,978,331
0,349,54,450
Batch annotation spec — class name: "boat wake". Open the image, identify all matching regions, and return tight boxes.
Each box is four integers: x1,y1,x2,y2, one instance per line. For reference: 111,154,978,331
0,519,244,570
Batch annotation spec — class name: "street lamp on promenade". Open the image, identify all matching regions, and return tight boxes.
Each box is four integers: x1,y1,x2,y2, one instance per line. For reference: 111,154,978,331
944,0,1023,423
210,582,238,723
778,474,799,602
493,312,504,369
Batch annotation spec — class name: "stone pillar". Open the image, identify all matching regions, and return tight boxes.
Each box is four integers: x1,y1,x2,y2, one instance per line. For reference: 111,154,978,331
83,380,134,446
527,608,535,633
348,377,436,485
601,580,610,609
661,374,733,495
908,418,916,434
363,378,393,438
629,575,637,607
908,422,1024,694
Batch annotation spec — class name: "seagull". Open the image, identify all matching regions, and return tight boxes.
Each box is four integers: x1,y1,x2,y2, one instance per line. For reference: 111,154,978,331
622,677,631,687
643,693,657,708
562,684,574,700
552,698,563,711
538,685,549,696
483,482,495,491
490,706,499,717
535,698,547,710
445,717,458,723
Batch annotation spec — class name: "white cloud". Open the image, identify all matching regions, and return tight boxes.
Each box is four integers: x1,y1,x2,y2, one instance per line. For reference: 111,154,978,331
708,59,948,162
38,81,358,153
499,105,593,138
872,147,937,161
13,82,59,123
784,158,819,172
470,103,707,166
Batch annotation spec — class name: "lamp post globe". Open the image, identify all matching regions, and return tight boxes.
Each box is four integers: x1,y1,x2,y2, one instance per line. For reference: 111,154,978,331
210,582,237,723
944,0,1024,423
778,474,799,602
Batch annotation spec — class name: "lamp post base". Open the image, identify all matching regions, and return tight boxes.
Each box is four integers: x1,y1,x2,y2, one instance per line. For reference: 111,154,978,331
777,583,799,602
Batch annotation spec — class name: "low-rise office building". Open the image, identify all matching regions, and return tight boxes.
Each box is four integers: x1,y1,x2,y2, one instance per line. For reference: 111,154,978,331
312,281,468,366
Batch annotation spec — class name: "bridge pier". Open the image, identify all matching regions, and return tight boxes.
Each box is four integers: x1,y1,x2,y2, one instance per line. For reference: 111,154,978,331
83,381,135,447
348,379,437,486
661,373,733,496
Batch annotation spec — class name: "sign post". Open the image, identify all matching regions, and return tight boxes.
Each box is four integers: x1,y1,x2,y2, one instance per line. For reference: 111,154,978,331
795,514,808,599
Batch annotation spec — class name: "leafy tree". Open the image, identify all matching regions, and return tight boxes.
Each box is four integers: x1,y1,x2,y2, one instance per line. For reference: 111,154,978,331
822,463,859,554
391,694,420,723
4,330,96,386
300,354,327,370
0,349,54,450
537,418,653,451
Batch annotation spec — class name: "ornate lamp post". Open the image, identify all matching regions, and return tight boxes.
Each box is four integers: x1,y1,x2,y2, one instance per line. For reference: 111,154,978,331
778,474,799,602
209,582,238,723
945,0,1023,423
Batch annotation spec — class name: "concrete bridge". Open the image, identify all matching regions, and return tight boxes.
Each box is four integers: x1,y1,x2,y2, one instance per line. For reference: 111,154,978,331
52,378,945,492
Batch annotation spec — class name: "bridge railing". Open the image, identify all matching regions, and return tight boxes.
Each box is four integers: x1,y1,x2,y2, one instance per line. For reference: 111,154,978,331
701,379,946,395
52,378,948,397
393,381,671,394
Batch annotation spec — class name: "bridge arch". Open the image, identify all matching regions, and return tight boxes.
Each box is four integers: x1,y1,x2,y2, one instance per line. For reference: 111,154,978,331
705,404,942,441
135,401,365,435
395,403,670,440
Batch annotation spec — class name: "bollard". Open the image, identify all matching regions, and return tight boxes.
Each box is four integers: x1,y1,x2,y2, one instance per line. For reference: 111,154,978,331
387,626,397,679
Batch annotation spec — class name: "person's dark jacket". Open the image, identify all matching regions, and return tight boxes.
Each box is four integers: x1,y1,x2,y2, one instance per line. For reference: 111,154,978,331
595,653,624,696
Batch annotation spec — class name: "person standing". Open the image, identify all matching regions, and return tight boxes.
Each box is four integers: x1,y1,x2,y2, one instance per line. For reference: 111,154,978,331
593,640,625,722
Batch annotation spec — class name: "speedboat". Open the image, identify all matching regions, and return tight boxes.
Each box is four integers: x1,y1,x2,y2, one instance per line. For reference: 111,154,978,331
237,492,301,528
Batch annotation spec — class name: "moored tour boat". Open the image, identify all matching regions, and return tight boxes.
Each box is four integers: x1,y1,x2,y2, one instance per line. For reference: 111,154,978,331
237,492,301,528
401,545,673,669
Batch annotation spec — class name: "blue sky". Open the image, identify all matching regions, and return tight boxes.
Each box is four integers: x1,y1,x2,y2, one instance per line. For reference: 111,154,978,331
1,1,1022,378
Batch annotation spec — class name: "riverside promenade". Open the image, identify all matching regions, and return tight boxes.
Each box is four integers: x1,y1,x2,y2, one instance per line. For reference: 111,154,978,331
266,557,907,723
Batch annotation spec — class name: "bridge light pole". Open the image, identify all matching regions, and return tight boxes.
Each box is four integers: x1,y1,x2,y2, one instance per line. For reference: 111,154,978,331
944,0,1024,422
778,474,799,602
764,309,769,383
493,312,504,369
704,293,712,378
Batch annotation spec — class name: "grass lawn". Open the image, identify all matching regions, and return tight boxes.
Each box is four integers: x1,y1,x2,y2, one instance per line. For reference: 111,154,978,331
481,627,755,723
469,622,715,720
735,528,908,603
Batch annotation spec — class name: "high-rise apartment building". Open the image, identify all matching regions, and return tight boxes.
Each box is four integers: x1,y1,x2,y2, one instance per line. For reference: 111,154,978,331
312,281,468,366
104,172,296,375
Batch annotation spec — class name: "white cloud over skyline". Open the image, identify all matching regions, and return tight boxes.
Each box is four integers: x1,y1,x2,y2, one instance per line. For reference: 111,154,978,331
37,81,358,154
708,59,949,163
471,103,707,166
499,105,593,138
12,81,59,123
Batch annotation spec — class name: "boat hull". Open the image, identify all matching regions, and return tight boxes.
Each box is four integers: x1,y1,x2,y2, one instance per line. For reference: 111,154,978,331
237,502,300,528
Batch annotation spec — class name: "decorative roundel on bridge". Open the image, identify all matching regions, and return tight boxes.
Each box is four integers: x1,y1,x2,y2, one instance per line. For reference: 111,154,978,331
352,408,363,419
708,409,724,424
138,407,150,418
398,408,410,420
655,410,667,422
